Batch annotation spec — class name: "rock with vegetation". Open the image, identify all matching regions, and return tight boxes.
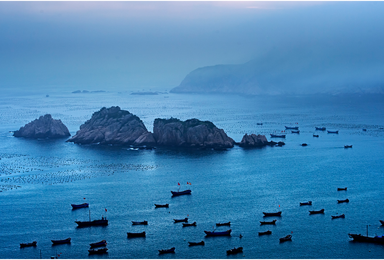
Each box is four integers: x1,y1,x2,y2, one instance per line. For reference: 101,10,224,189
13,114,70,139
238,134,269,147
67,106,155,146
153,118,235,149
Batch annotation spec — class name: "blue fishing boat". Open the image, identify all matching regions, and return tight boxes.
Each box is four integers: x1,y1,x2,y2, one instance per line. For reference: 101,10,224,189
204,229,232,236
132,220,148,225
309,209,324,214
263,211,282,217
71,203,89,209
174,218,188,223
327,130,339,134
51,238,71,245
285,126,299,130
270,134,286,138
315,127,326,131
300,201,312,206
171,190,191,196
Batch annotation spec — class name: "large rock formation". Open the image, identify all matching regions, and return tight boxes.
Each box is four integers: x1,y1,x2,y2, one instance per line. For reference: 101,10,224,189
67,106,155,146
153,118,235,149
14,114,70,139
238,134,269,147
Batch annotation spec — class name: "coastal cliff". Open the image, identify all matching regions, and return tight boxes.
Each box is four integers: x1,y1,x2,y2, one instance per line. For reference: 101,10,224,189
67,106,155,146
13,114,70,139
153,118,235,149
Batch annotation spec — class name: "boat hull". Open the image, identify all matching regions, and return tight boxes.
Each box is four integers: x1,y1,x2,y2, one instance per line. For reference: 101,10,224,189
309,209,324,214
20,241,37,248
158,247,175,254
188,241,205,246
90,240,107,248
71,203,89,209
51,238,71,245
349,234,384,244
75,219,108,227
127,232,146,238
88,248,108,254
204,229,232,237
263,211,282,217
227,247,243,255
171,190,191,196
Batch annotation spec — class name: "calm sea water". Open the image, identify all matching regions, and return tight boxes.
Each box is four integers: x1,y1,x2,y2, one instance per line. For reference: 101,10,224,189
1,91,384,259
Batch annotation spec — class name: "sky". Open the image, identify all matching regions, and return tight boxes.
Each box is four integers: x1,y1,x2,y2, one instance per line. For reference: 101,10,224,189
1,1,384,94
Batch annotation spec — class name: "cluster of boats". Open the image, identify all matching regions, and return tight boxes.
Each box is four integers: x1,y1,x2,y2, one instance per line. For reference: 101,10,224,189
270,126,341,139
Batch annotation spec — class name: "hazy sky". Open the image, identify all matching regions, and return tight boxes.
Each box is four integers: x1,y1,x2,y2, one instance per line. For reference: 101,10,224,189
1,1,384,93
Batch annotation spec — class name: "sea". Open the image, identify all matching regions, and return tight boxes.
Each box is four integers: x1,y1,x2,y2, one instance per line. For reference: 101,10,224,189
0,90,384,259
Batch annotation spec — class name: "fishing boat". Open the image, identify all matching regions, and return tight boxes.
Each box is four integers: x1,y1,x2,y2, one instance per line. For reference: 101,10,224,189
154,204,169,208
127,231,146,238
171,189,191,196
132,220,148,225
337,199,349,203
158,247,175,254
174,218,188,223
313,134,319,137
71,203,89,209
204,229,232,237
309,209,324,214
301,143,308,146
279,235,292,243
348,233,384,244
260,220,277,225
291,130,300,134
88,248,108,255
327,130,339,134
89,240,107,248
337,187,347,191
380,220,384,225
257,123,263,125
75,216,108,227
258,230,272,236
182,222,196,227
344,145,352,148
263,211,282,217
332,214,345,219
300,201,312,206
285,126,299,130
226,247,243,255
188,241,205,246
20,241,37,248
216,222,230,226
51,238,71,245
270,134,286,138
315,127,326,131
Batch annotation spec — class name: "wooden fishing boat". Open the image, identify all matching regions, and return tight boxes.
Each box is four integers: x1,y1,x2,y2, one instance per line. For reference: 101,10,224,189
285,126,299,130
226,247,243,255
344,145,352,148
331,214,345,219
315,127,326,131
327,130,339,134
380,220,384,225
291,130,300,134
20,241,37,248
182,222,196,227
188,241,205,246
204,229,232,237
337,187,347,191
171,190,191,196
337,199,349,203
260,219,277,225
75,216,108,227
158,247,175,254
313,134,319,137
279,235,292,243
88,248,108,255
154,204,169,208
270,134,286,138
89,240,107,248
258,230,272,236
174,218,188,223
216,222,230,226
348,233,384,244
300,201,312,206
132,220,148,225
127,231,146,238
71,203,89,209
51,238,71,245
263,211,282,217
309,209,324,214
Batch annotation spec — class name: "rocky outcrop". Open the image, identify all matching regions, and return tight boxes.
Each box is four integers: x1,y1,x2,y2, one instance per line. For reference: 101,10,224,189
67,106,155,146
238,134,269,147
14,114,70,139
153,118,235,149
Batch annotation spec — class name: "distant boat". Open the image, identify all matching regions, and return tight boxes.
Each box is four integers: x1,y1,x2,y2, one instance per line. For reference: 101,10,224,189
313,134,319,137
300,201,312,206
89,240,107,248
127,231,146,238
260,219,277,225
362,129,367,131
216,222,230,226
337,187,347,191
171,190,191,196
132,220,148,225
88,248,108,255
337,199,349,203
309,209,324,215
327,130,339,134
291,130,300,134
71,203,89,209
20,241,37,248
263,211,282,217
315,127,326,131
301,143,308,146
188,241,205,246
258,230,272,236
51,238,71,245
158,247,175,254
154,204,169,208
332,214,345,219
75,214,108,227
348,233,384,244
182,222,196,227
204,229,232,237
285,126,299,130
380,220,384,226
174,218,188,223
344,145,352,148
270,134,286,138
279,235,292,243
257,123,263,125
226,247,243,255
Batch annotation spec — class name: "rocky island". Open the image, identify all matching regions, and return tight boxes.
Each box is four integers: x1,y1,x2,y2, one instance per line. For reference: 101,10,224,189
13,114,70,139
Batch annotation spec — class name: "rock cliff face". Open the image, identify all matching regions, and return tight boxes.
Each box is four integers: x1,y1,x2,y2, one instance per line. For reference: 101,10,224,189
14,114,70,139
238,134,269,147
67,106,155,146
153,118,235,149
